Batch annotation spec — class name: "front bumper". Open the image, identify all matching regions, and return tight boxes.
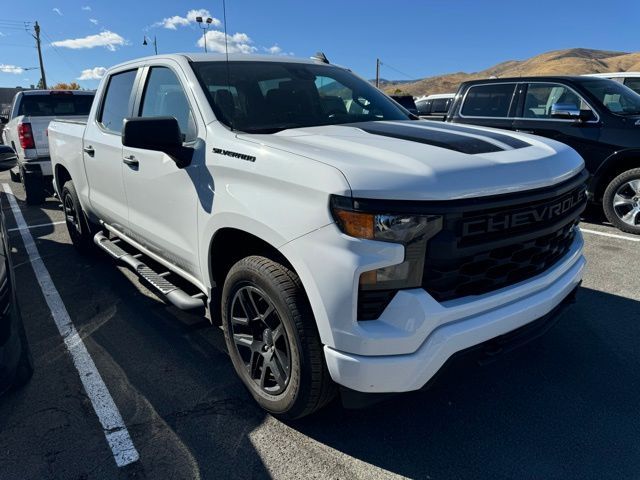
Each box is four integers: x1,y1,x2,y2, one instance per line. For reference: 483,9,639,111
323,242,585,393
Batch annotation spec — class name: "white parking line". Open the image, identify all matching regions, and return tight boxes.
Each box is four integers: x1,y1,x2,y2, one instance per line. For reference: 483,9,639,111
2,183,140,468
581,228,640,243
8,220,66,232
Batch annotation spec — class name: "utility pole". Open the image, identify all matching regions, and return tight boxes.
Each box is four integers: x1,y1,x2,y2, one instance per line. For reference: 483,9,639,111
375,58,380,88
33,21,47,89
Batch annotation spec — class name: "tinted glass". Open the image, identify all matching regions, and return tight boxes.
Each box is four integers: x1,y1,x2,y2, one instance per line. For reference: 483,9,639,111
416,100,431,115
191,61,411,133
99,70,137,134
581,79,640,115
461,84,516,117
431,98,451,114
140,67,196,141
523,83,592,119
18,94,94,117
623,78,640,95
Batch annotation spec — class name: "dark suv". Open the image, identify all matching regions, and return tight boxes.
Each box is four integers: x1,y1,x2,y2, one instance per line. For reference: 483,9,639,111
447,76,640,234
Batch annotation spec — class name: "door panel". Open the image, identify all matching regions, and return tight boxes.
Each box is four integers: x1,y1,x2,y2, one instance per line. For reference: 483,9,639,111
84,69,139,228
122,65,201,278
513,83,605,165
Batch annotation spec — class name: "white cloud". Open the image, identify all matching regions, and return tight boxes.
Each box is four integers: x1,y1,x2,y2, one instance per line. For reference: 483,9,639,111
78,66,106,80
197,31,256,54
81,5,91,10
53,7,63,16
0,32,6,37
89,18,98,25
155,9,221,30
265,45,282,55
51,31,126,51
0,64,24,74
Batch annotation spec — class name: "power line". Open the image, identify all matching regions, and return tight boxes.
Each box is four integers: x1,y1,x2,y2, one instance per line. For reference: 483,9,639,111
379,60,415,80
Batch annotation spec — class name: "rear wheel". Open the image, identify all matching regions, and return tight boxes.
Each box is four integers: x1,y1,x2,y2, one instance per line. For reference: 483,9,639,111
20,166,45,205
603,168,640,235
62,180,96,252
221,256,335,419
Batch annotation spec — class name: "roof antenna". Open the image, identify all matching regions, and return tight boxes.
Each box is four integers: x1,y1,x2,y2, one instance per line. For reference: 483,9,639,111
311,52,330,64
222,0,233,131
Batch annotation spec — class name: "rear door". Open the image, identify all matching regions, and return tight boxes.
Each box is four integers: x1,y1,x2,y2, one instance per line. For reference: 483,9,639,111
83,68,141,227
455,82,519,130
512,82,605,163
121,63,202,278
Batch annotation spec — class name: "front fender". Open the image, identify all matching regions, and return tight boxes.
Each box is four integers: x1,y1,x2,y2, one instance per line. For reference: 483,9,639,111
590,149,640,199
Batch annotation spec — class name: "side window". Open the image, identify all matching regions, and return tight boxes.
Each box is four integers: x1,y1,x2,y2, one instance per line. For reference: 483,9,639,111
416,100,431,115
461,84,516,117
139,67,196,142
623,78,640,95
431,98,451,114
523,83,592,119
99,70,137,134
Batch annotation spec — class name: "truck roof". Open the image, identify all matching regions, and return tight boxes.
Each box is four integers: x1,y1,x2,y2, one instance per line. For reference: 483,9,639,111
459,75,613,87
109,53,329,72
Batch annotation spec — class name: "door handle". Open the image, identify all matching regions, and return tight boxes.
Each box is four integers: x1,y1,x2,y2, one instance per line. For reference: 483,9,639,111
516,129,534,134
123,154,139,168
83,146,95,157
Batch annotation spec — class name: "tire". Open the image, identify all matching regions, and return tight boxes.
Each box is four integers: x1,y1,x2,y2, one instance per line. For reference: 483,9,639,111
10,292,33,389
62,180,96,252
9,168,20,183
221,256,335,419
21,166,45,205
603,168,640,235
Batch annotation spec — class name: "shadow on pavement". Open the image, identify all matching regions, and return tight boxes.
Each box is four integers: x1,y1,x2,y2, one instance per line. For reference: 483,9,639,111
290,287,640,480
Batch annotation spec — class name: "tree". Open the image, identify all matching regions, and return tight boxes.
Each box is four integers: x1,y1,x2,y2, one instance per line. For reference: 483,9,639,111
51,82,81,90
36,78,45,89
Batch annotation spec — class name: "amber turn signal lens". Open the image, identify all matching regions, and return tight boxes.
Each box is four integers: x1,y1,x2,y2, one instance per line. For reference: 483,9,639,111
334,209,375,240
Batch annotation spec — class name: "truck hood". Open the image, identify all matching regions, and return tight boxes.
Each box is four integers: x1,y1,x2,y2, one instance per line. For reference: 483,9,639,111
239,121,585,201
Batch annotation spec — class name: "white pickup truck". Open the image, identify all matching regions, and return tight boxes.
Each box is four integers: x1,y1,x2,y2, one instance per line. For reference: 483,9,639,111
49,54,587,418
1,90,94,204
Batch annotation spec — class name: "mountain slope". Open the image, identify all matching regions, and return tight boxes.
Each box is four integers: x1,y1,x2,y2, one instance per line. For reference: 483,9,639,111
383,48,640,97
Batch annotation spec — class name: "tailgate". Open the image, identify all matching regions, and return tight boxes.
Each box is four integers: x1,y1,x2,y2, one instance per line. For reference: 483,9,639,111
28,116,55,157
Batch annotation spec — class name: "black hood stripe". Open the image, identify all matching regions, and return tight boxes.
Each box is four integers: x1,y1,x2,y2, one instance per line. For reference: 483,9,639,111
429,122,531,149
351,121,505,155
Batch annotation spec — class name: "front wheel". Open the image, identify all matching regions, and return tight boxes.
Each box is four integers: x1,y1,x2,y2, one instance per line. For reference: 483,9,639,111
221,256,335,419
603,168,640,235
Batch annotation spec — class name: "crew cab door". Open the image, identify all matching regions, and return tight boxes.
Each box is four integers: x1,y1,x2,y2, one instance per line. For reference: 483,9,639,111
512,82,605,164
83,68,140,227
121,64,202,279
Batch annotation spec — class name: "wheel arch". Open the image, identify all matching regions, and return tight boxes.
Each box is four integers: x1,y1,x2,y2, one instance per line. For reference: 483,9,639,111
54,163,72,197
591,149,640,202
207,227,300,323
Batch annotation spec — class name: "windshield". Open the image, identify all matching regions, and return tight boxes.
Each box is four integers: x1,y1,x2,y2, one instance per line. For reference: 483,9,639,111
17,93,94,117
581,79,640,115
191,61,411,133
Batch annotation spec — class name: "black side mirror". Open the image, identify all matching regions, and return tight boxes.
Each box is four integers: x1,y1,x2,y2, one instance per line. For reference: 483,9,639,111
122,117,193,168
0,116,8,125
0,145,17,172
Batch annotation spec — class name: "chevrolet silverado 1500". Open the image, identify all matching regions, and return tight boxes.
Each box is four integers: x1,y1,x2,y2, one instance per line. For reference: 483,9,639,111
48,54,587,418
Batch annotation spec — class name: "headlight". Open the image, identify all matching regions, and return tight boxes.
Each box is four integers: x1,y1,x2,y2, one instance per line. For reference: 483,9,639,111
330,195,442,291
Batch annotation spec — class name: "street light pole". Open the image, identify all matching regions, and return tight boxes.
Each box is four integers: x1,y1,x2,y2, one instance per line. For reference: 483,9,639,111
196,16,214,53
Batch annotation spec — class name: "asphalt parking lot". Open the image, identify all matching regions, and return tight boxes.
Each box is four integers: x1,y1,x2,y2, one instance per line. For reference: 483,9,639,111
0,170,638,480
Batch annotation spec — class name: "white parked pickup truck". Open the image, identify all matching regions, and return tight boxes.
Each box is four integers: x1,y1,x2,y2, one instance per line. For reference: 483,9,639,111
1,90,94,204
48,54,587,418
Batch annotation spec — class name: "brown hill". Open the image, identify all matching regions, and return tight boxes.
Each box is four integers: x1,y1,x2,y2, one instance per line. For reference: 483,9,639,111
383,48,640,97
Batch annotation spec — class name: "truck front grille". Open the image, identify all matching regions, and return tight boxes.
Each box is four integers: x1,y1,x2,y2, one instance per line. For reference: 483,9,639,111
422,172,587,302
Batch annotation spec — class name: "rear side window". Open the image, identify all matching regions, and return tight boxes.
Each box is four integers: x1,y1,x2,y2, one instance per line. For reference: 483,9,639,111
99,70,137,134
624,78,640,95
431,98,451,114
461,84,516,117
416,100,431,115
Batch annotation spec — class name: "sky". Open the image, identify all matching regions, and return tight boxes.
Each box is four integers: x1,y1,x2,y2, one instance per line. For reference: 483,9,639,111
0,0,639,88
